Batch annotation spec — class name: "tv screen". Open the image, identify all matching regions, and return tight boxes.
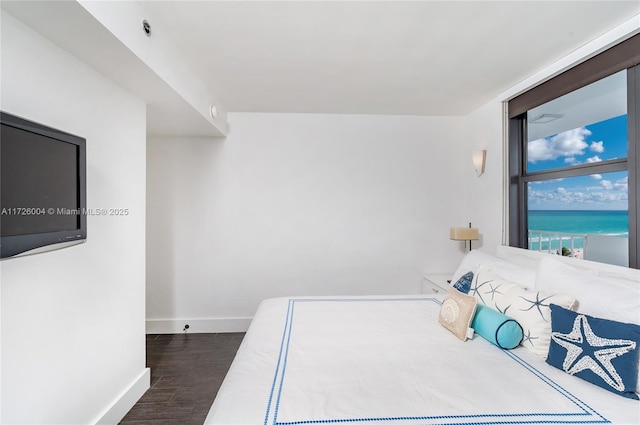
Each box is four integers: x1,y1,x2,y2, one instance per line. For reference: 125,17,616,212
1,112,86,259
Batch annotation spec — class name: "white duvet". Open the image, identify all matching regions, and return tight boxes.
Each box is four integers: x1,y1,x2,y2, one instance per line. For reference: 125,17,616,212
205,295,639,425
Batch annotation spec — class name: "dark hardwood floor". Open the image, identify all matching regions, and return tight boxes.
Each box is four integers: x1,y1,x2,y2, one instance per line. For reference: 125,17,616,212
119,333,244,425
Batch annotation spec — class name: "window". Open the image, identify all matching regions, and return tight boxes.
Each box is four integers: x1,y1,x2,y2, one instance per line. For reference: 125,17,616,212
508,35,639,268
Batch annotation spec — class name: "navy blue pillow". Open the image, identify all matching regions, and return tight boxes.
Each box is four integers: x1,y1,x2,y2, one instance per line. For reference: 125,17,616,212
452,271,473,294
547,304,640,400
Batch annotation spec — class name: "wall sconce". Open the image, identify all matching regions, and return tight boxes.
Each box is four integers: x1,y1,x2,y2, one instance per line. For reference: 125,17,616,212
450,223,479,251
473,150,487,176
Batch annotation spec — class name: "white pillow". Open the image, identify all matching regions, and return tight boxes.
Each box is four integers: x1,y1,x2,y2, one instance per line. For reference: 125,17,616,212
536,256,640,325
502,286,576,359
452,250,536,289
596,270,640,290
498,252,541,270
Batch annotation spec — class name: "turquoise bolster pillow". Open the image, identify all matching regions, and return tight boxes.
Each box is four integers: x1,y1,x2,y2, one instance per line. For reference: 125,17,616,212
471,304,523,349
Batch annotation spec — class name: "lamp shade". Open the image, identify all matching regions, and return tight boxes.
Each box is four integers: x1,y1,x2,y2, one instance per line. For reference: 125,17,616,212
473,150,487,176
450,227,479,241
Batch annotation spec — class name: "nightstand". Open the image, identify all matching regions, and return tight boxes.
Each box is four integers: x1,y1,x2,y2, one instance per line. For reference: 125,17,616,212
421,273,453,294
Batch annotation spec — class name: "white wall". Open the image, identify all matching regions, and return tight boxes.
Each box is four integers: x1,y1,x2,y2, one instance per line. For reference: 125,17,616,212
147,113,473,332
461,100,505,255
1,12,148,425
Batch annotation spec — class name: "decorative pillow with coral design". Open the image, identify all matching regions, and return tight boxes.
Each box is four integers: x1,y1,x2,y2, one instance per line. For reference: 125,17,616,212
438,288,478,341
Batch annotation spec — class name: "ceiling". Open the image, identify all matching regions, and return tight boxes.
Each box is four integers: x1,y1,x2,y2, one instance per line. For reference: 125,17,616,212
140,1,640,116
2,0,639,137
527,70,627,142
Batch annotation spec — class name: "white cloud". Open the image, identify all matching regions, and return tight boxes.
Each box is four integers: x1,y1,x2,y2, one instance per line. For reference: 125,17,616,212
528,178,628,208
564,157,578,164
528,127,591,163
586,155,602,163
590,174,602,180
530,178,564,184
590,191,628,202
589,141,604,153
614,176,628,191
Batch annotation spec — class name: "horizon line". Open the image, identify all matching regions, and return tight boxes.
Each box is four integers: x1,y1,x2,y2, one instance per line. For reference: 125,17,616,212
529,209,628,212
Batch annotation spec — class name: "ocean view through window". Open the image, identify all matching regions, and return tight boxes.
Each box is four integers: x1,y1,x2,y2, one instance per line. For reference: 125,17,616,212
508,41,640,268
527,209,628,261
523,74,629,266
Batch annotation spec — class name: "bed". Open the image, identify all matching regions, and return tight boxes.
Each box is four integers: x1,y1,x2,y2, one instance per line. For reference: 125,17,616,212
205,246,640,425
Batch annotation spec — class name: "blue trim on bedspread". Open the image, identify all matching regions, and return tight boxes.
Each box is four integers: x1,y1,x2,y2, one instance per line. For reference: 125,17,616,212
263,297,609,425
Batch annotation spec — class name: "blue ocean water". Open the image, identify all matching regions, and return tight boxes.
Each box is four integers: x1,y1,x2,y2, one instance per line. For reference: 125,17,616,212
527,210,628,250
528,210,629,235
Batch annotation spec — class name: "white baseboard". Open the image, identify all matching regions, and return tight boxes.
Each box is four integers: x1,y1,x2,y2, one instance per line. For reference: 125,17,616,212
95,368,150,425
146,317,253,334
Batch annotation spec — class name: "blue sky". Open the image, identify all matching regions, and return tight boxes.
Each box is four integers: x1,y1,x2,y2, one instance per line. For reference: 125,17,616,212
527,115,628,211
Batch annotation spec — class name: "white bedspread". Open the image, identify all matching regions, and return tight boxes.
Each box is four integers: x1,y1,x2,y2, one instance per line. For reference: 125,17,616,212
205,295,639,425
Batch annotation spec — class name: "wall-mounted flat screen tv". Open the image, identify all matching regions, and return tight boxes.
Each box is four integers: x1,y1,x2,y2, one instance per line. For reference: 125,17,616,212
1,111,87,259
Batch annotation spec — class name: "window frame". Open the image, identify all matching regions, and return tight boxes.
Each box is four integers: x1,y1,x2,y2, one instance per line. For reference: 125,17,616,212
508,34,640,269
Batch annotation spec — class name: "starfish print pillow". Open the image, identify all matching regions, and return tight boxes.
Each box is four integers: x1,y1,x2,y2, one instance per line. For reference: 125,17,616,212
547,304,640,399
469,266,521,312
501,286,576,358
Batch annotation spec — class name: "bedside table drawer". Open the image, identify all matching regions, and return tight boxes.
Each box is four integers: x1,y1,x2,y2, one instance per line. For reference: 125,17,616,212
421,274,453,294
